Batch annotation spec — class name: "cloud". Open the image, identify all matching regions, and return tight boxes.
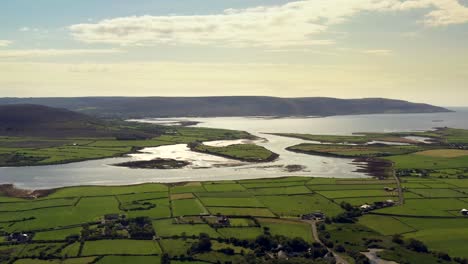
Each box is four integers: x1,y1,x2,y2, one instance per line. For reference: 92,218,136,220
363,49,393,56
68,0,468,48
19,27,41,32
0,49,122,59
0,40,12,47
423,0,468,26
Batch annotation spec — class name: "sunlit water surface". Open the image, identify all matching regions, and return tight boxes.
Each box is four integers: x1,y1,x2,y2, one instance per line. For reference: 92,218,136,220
1,108,467,189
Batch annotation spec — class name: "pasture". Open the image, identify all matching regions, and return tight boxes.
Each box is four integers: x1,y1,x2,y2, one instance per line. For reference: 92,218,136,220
2,173,468,262
81,240,161,256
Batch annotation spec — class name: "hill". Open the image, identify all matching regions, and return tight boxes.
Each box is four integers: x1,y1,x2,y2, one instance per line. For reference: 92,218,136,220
0,97,451,118
0,104,157,138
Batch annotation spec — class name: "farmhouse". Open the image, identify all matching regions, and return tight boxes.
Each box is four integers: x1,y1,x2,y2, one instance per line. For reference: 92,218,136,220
301,212,325,220
104,214,120,220
460,209,468,216
277,250,289,260
8,232,30,243
360,204,373,211
217,215,230,226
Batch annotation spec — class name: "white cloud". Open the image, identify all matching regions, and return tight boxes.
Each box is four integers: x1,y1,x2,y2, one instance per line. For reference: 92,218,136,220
0,40,12,47
0,49,122,59
68,0,468,48
423,0,468,26
363,49,393,56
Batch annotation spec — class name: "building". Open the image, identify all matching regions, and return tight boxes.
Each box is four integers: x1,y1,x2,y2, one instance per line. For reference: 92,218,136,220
360,204,372,210
277,250,289,260
8,232,30,243
217,215,230,225
301,212,325,220
461,209,468,216
104,214,120,220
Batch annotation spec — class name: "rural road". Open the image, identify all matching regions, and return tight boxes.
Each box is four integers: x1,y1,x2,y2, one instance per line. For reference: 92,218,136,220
361,249,399,264
303,220,350,264
391,163,404,205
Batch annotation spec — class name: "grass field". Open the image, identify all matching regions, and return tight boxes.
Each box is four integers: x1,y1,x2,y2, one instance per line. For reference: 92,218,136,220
257,218,314,242
249,185,312,195
81,240,161,255
203,183,247,192
217,227,264,240
257,194,343,217
152,219,220,238
172,198,208,216
3,172,468,262
287,143,425,158
14,257,97,264
191,143,278,162
33,227,82,241
374,198,468,217
387,152,468,170
316,189,397,199
207,207,275,217
270,133,419,144
199,197,265,207
409,188,466,198
0,125,254,167
416,149,468,158
358,215,416,235
96,256,161,264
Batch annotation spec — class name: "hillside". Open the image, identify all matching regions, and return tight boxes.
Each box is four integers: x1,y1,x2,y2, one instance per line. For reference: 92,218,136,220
0,97,451,118
0,104,157,138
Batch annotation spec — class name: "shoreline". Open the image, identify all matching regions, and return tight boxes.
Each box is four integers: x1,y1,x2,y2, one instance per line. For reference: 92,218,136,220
285,147,393,178
189,147,280,163
0,174,373,200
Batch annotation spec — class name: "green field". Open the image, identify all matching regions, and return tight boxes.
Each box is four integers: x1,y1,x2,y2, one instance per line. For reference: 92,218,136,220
199,197,265,207
257,194,344,217
287,143,426,158
96,256,161,264
191,143,278,162
81,240,161,255
0,125,254,167
257,218,314,242
2,173,467,263
33,227,82,241
172,198,208,216
387,149,468,170
358,214,416,235
374,198,468,217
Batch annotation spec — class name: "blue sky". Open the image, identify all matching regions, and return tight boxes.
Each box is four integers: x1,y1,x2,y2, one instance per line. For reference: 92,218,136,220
0,0,467,106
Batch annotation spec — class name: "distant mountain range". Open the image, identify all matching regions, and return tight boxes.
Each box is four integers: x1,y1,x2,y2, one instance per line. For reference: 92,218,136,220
0,97,451,118
0,104,159,138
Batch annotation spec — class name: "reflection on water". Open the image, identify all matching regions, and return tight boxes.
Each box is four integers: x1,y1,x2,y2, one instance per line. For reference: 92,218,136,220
1,108,467,189
127,143,246,168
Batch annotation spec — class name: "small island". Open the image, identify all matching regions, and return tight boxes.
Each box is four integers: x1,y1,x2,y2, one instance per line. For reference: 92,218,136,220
189,142,279,162
113,158,190,169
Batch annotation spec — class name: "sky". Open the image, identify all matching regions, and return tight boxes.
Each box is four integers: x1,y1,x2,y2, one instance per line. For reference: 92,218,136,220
0,0,467,106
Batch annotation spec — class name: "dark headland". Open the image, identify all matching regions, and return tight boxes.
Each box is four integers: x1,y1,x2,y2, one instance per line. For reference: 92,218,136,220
0,96,451,119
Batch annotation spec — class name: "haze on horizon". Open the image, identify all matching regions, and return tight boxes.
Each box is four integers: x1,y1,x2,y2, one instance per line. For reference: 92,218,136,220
1,0,467,106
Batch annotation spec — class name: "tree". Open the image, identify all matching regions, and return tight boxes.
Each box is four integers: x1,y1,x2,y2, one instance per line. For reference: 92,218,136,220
161,253,170,264
407,239,428,253
190,233,212,253
255,235,274,251
286,238,309,253
335,244,346,253
392,234,404,244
